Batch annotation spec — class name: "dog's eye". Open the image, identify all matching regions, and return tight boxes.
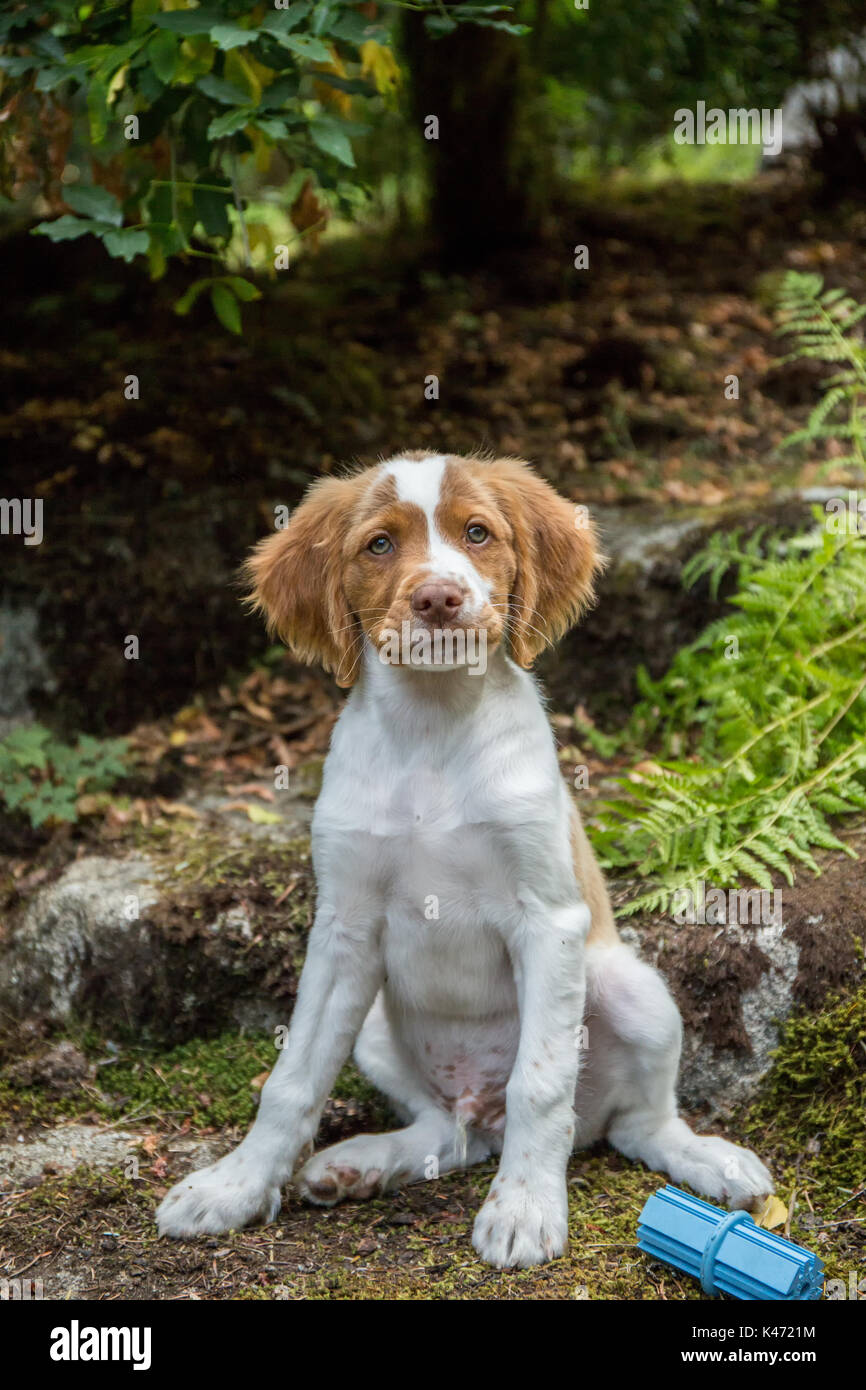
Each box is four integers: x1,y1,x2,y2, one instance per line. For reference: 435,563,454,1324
466,523,489,544
368,535,393,555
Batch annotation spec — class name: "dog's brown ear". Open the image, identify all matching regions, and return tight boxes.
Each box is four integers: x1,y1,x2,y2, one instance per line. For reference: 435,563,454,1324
484,458,604,669
242,474,362,688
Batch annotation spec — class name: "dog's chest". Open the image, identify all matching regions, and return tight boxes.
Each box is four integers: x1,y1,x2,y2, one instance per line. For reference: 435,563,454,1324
314,681,571,1015
330,763,522,913
316,759,528,1012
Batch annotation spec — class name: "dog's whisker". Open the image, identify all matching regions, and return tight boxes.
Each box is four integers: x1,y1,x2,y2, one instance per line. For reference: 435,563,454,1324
335,630,366,684
490,600,549,626
500,611,553,648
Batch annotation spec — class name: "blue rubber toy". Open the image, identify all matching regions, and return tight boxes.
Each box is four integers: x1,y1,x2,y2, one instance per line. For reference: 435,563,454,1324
637,1185,823,1300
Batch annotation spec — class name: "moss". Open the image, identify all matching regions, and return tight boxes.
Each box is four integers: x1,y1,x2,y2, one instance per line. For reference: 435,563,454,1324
0,1030,271,1131
0,1028,390,1135
740,984,866,1283
136,817,313,898
744,986,866,1183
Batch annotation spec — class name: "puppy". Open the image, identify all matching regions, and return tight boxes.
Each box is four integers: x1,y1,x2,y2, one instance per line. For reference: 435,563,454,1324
158,452,772,1268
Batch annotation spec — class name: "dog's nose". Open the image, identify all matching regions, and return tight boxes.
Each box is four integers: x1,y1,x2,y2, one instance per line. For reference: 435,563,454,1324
411,581,463,624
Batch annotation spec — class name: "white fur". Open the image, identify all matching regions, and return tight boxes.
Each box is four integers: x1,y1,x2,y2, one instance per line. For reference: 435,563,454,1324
158,456,772,1266
383,453,492,617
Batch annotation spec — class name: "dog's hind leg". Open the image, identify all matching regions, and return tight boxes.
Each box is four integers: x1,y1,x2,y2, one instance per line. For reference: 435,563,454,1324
351,989,431,1123
581,945,774,1209
296,1108,490,1205
296,991,491,1206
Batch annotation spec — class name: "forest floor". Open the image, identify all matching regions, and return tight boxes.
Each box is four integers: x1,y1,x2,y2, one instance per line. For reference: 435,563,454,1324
1,173,865,1299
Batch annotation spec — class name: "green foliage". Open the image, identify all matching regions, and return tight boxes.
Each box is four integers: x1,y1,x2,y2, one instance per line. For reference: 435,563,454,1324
537,0,864,173
776,270,866,478
587,272,866,916
1,0,521,327
0,723,129,827
746,984,866,1183
591,513,866,915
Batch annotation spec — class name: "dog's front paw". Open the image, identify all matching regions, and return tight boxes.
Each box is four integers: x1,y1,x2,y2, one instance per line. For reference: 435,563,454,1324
157,1151,281,1238
678,1135,774,1211
472,1179,568,1269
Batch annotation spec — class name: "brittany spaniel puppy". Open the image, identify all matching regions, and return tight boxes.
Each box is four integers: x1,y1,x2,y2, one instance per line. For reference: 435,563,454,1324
157,452,772,1268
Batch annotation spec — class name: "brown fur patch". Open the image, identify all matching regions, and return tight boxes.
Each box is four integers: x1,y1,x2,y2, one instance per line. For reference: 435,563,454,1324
242,471,373,687
342,482,434,651
469,456,605,668
570,805,620,947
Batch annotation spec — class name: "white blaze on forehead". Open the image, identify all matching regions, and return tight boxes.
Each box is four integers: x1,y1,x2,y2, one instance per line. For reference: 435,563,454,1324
381,454,490,609
384,453,448,519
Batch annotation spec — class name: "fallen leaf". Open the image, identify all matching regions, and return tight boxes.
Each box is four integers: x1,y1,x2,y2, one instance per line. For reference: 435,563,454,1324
226,782,276,801
753,1194,788,1230
154,799,201,819
246,803,283,825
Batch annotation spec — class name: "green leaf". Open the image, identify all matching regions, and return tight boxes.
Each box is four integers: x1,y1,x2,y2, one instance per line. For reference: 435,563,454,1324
472,18,531,35
258,76,300,107
252,115,293,139
0,57,38,76
310,1,336,37
328,12,384,44
147,28,179,84
211,282,242,334
64,184,123,226
222,275,261,303
260,5,313,37
152,10,222,35
209,22,254,51
87,73,111,142
33,214,99,242
309,116,355,167
207,107,255,139
272,32,332,62
424,16,457,35
34,65,73,92
193,180,232,238
132,0,160,33
174,276,215,317
102,226,150,262
196,73,250,106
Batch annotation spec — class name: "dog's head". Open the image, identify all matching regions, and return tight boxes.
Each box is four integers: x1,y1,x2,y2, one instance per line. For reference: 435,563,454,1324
243,453,603,687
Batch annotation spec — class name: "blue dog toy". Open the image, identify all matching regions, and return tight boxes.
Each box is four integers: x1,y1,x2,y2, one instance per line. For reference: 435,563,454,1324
637,1185,823,1300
